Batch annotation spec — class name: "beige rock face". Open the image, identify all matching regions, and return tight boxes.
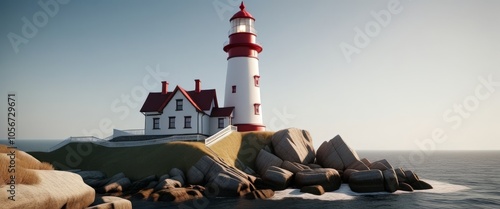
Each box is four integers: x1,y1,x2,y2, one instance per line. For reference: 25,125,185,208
0,170,95,209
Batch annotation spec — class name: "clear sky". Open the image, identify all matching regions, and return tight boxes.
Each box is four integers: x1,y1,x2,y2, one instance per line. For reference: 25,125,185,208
1,0,499,150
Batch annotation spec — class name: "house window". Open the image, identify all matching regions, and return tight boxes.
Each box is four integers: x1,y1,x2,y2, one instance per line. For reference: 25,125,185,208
184,116,192,128
254,103,260,115
176,99,183,111
254,75,260,87
153,118,160,129
169,117,175,129
218,118,224,128
232,85,236,93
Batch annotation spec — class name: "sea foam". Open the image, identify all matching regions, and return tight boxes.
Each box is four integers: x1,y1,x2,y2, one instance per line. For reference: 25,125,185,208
270,179,470,201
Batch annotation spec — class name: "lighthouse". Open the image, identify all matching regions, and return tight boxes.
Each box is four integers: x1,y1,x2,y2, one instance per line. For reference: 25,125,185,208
223,2,265,132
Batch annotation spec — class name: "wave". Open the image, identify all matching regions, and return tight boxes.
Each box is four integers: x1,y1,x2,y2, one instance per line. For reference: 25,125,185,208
270,179,470,201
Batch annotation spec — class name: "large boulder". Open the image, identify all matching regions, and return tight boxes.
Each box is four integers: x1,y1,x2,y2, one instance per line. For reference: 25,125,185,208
187,166,204,185
280,161,311,174
382,169,399,193
300,185,325,195
271,128,315,164
348,170,385,193
0,146,95,209
193,156,254,197
243,189,275,199
316,141,344,171
262,166,293,190
150,188,203,203
295,168,341,192
255,149,283,176
316,135,360,171
88,196,132,209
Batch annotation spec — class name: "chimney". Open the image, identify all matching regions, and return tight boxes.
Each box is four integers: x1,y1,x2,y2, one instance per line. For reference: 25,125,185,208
161,81,169,94
195,79,201,93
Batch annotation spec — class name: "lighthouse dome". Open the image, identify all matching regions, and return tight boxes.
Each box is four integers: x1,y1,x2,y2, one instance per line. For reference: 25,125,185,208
230,2,255,21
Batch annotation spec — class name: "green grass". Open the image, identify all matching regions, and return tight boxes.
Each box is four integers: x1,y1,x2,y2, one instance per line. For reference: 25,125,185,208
30,131,275,181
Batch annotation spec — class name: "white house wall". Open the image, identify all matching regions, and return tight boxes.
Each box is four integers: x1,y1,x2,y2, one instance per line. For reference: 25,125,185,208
144,91,203,136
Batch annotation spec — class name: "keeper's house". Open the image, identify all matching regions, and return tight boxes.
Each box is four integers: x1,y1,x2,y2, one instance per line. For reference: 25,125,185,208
140,79,234,136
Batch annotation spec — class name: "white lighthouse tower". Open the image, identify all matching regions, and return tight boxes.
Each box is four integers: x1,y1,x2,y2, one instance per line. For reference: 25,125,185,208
223,2,265,132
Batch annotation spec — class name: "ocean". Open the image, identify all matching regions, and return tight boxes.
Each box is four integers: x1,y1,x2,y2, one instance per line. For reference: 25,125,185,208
4,140,499,208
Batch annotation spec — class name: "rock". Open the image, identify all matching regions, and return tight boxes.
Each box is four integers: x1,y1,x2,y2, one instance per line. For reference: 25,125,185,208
410,180,433,190
300,185,325,195
151,188,203,203
348,170,385,193
154,178,182,191
395,168,407,183
271,128,315,164
170,175,185,187
131,188,155,200
360,158,372,167
194,156,254,197
316,141,344,171
295,168,341,192
307,164,323,169
75,170,106,180
169,168,185,182
329,135,360,169
281,161,311,174
404,170,419,184
398,182,414,192
368,162,388,171
244,189,275,199
127,175,157,194
347,160,370,171
372,159,393,169
0,146,95,209
316,135,360,171
97,177,131,194
382,169,399,193
187,166,204,185
88,196,132,209
256,149,283,176
342,169,359,183
262,166,293,190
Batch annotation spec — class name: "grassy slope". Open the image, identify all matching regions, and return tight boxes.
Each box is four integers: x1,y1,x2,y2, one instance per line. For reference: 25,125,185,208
209,131,274,171
31,142,214,181
30,131,274,181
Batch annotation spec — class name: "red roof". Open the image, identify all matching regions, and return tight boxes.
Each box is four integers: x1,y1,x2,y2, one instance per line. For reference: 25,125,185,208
140,85,218,113
230,2,255,21
211,107,234,117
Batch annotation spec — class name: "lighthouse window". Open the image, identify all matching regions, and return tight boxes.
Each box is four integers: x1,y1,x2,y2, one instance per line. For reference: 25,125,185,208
232,85,236,93
176,99,183,111
254,75,260,87
254,103,260,115
153,118,160,129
